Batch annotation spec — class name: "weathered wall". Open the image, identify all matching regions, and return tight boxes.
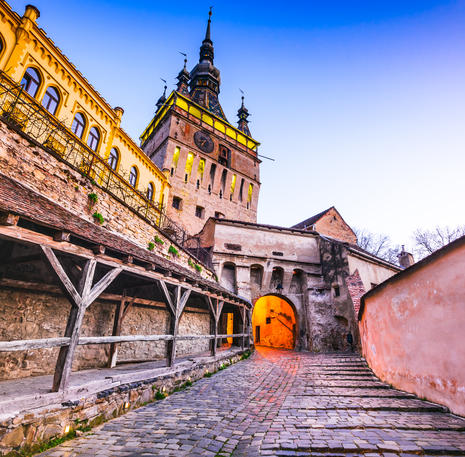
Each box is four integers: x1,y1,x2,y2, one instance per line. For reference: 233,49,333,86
0,122,214,280
359,240,465,416
348,253,398,291
0,288,211,381
314,207,357,244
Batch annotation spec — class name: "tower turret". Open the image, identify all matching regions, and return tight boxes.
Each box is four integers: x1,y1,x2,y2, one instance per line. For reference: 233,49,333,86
155,84,167,112
176,57,190,96
237,95,251,137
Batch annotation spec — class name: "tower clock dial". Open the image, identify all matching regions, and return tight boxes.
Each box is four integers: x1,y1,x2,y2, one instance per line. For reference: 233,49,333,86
194,130,214,153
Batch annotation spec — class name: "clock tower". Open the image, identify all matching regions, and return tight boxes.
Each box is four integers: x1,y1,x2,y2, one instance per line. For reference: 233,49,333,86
140,10,261,236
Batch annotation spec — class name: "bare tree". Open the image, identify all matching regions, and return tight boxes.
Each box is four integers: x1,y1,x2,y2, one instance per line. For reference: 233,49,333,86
353,228,401,265
413,226,465,259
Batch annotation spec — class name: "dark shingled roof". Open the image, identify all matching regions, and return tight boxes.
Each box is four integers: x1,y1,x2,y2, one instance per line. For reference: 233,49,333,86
291,207,334,230
0,173,247,304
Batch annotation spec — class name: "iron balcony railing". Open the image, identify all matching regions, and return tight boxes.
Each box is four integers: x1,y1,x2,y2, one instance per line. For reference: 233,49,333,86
0,71,213,269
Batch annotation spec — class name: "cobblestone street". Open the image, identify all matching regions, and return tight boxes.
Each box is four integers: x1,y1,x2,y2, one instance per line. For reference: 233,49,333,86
39,347,465,457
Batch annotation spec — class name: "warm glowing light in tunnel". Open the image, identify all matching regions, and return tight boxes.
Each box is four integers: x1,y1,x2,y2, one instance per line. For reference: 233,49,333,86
252,295,296,349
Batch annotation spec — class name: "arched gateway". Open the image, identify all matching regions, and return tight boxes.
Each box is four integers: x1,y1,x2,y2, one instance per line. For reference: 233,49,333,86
252,295,297,349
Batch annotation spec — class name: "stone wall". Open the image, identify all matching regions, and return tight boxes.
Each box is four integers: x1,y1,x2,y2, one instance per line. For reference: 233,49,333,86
0,288,211,381
0,121,214,279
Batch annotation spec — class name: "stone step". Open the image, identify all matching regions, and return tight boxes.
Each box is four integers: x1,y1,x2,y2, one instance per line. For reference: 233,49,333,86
281,395,449,412
290,388,415,398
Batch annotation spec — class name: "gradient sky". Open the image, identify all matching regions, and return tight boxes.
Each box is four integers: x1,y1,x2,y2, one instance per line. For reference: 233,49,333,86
8,0,465,250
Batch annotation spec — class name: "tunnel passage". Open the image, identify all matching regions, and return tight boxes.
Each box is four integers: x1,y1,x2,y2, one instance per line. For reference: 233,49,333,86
252,295,297,349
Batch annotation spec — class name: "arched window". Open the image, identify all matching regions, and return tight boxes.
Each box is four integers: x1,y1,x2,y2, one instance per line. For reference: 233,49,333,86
221,263,237,294
21,67,41,98
250,264,264,288
270,267,284,291
129,166,138,188
108,147,119,170
42,86,60,115
87,127,100,151
0,36,4,57
146,182,154,201
71,113,86,138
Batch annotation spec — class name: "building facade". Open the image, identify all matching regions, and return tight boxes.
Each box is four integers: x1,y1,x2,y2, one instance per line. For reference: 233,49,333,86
0,2,169,208
140,11,261,236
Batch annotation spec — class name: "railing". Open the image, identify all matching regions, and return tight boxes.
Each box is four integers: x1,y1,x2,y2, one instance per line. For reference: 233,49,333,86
0,71,213,268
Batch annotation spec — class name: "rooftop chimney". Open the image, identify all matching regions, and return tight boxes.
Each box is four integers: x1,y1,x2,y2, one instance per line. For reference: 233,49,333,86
397,245,415,269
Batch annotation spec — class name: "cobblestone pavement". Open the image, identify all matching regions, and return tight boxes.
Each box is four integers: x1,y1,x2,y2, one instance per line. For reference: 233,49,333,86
39,347,465,457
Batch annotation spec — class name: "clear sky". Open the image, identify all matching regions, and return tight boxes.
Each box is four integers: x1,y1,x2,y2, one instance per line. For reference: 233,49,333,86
9,0,465,249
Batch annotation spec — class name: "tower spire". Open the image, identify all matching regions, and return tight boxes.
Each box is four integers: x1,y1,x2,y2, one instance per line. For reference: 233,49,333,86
199,7,214,63
237,92,251,136
205,7,212,41
176,53,190,96
155,80,167,112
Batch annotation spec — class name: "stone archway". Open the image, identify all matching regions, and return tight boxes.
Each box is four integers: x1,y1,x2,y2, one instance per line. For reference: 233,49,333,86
252,295,297,349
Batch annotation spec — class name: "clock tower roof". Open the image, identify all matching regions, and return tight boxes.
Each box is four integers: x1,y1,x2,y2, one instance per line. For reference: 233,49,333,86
189,8,227,121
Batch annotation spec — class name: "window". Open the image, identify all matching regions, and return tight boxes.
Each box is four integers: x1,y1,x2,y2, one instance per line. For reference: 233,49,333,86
215,211,224,218
270,267,284,291
42,86,60,115
334,285,340,297
266,317,271,325
172,196,182,210
195,205,204,219
220,169,227,196
146,182,155,201
230,174,236,200
21,67,41,98
71,113,86,139
209,163,216,192
0,36,4,56
239,178,244,202
197,158,205,182
250,265,263,287
184,152,194,182
218,145,231,168
129,166,138,188
108,148,119,170
247,183,253,209
87,127,100,151
172,146,180,174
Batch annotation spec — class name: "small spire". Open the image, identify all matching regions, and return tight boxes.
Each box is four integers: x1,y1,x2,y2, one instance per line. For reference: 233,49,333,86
205,7,213,42
176,54,190,96
156,81,167,112
237,91,251,137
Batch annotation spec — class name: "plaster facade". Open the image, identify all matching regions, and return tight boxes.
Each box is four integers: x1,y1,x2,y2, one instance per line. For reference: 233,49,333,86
0,2,169,206
359,237,465,417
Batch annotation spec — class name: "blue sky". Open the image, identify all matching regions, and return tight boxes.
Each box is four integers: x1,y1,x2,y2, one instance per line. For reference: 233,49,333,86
9,0,465,248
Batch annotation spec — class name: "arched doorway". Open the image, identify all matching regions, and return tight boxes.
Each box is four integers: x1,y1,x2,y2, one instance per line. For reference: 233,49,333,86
252,295,297,349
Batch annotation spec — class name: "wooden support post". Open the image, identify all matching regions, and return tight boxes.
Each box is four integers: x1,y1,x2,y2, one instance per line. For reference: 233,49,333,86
41,246,121,392
206,297,217,357
159,281,191,367
107,293,135,368
240,306,246,350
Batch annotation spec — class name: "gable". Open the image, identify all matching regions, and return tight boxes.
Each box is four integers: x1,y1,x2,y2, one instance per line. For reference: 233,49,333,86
314,208,357,244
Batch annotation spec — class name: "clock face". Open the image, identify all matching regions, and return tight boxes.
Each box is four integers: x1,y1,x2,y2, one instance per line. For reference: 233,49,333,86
194,130,214,153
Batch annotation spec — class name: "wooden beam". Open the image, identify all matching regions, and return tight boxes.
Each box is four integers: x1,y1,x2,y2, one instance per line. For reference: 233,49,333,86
0,212,19,226
41,246,81,307
85,267,122,307
158,279,175,315
0,337,70,351
92,244,106,255
240,307,246,350
53,231,71,242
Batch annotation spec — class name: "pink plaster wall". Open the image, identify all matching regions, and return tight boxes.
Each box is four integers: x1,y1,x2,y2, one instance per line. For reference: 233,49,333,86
359,240,465,417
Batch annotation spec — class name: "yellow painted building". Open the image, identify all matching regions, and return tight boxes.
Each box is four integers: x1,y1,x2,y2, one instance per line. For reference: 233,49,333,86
0,2,169,207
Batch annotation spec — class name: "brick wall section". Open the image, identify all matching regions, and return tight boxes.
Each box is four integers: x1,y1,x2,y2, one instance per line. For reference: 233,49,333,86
315,208,357,244
345,269,366,315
